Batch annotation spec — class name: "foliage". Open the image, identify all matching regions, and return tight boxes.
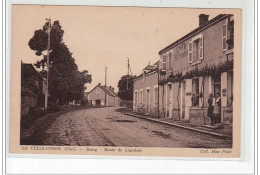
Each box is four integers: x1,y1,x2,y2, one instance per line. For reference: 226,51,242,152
117,75,136,101
28,20,92,104
28,106,46,118
47,102,61,113
159,60,233,85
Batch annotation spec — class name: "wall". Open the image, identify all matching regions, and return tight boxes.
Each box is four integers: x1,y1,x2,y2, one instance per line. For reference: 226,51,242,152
158,16,233,124
160,17,229,74
189,108,210,125
88,86,105,104
133,71,159,116
21,96,38,117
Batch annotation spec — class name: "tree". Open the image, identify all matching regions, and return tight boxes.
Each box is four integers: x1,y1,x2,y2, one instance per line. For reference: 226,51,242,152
117,75,136,101
28,20,92,104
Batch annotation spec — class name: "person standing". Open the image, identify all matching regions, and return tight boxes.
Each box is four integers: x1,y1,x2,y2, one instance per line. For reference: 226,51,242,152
213,93,221,124
207,93,214,125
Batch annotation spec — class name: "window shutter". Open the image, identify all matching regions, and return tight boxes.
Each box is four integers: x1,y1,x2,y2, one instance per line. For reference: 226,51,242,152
166,54,169,70
188,42,193,62
199,36,204,59
162,55,167,71
222,24,227,50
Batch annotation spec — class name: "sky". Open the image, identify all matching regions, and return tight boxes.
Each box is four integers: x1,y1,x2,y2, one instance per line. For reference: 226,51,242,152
12,5,222,92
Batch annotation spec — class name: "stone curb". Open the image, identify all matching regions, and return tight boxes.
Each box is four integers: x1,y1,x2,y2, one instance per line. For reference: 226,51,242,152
124,113,232,139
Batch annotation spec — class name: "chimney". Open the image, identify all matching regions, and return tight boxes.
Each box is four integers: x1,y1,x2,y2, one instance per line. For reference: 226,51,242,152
98,83,101,86
108,86,114,92
199,14,209,27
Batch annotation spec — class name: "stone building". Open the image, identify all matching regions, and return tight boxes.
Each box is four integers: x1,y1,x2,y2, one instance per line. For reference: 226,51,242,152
133,61,159,117
158,14,234,126
87,83,119,107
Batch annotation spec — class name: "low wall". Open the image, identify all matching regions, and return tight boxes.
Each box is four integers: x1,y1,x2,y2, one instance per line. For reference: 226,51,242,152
172,109,180,121
190,107,210,125
223,107,233,129
21,95,38,117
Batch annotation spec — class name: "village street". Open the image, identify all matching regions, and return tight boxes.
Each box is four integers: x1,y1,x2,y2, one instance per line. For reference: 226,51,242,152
36,107,232,148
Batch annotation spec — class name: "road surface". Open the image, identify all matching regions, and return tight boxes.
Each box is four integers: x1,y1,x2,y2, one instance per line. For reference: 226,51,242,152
37,107,232,148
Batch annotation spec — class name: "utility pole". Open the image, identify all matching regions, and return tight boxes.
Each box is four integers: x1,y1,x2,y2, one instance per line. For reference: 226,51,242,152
127,58,129,90
105,67,107,106
45,18,51,110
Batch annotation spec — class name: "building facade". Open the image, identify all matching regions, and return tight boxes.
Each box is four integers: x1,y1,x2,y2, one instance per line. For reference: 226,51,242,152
87,83,119,107
133,62,160,117
158,14,234,126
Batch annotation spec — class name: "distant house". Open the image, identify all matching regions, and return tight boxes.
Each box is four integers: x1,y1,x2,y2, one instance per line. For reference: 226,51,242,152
87,83,119,106
21,62,45,117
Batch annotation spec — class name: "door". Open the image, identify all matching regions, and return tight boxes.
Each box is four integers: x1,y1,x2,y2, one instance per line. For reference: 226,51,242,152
146,89,150,114
181,81,186,120
213,74,221,95
167,84,172,117
213,74,221,124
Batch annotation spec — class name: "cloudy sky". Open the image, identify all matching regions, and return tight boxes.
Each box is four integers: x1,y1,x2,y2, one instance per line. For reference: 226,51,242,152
12,5,223,92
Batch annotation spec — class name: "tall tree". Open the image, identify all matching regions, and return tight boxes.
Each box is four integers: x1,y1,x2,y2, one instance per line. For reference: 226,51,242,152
28,20,92,104
117,75,136,101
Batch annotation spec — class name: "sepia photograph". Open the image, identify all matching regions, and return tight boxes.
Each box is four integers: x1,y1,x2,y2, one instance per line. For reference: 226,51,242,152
9,5,242,157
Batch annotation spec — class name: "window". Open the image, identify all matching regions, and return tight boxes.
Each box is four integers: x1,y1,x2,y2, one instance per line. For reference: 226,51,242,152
154,86,158,105
193,39,200,61
199,37,204,59
168,52,172,70
188,35,204,63
136,91,139,105
227,71,233,107
188,42,193,62
227,20,234,50
134,91,138,106
191,78,199,106
222,23,227,50
162,55,167,71
140,90,143,104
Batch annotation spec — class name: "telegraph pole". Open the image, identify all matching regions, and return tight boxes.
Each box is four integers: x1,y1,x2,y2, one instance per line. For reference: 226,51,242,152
127,58,129,90
105,67,107,106
45,18,51,110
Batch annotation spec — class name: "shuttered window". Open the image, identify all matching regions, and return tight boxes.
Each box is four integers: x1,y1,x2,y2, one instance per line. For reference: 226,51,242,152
199,36,204,59
168,52,172,70
162,55,167,71
222,24,227,50
188,42,193,62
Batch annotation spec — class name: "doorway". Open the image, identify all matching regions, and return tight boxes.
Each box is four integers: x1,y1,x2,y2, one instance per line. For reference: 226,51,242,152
146,89,150,114
167,84,172,118
213,74,221,124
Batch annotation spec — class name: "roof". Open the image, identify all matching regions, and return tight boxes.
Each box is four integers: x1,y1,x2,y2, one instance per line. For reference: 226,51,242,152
21,63,44,81
87,84,117,97
100,85,117,97
134,61,159,80
159,14,231,55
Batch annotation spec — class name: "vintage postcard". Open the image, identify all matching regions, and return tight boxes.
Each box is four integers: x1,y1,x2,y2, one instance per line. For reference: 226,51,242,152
9,5,242,157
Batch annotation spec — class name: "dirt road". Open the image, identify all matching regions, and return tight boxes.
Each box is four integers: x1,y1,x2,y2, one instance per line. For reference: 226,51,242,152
28,107,232,148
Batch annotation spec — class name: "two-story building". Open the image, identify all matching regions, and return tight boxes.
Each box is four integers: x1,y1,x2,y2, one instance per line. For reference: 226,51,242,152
158,14,234,126
133,61,160,117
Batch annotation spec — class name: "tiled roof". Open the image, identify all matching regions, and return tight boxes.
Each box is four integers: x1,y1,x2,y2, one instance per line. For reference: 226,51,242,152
135,61,159,80
100,86,117,97
87,84,117,97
